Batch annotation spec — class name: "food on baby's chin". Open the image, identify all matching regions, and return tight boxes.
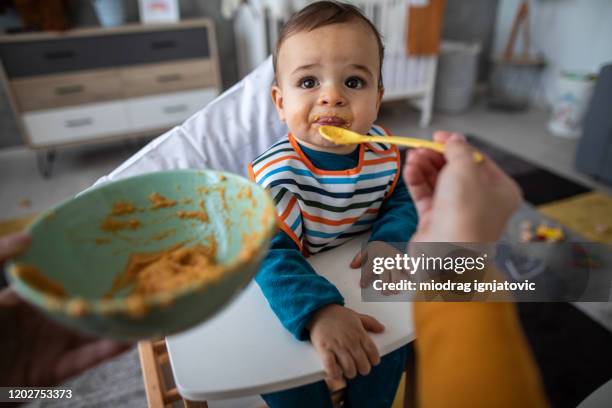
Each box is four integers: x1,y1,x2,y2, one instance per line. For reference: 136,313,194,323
101,217,141,232
106,239,221,299
112,201,135,215
12,263,67,298
149,192,177,209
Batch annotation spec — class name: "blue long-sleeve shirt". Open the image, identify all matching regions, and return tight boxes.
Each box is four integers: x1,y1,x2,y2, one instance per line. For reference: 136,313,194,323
255,144,418,340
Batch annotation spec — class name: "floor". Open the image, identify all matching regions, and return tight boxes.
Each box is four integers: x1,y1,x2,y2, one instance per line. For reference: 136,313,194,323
1,100,610,222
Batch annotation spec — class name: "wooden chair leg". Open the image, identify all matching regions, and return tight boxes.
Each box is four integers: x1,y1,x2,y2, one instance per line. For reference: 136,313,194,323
139,339,202,407
325,377,347,407
139,340,167,408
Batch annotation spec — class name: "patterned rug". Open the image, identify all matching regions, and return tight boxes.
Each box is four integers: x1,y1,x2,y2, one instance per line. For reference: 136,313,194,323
466,135,593,206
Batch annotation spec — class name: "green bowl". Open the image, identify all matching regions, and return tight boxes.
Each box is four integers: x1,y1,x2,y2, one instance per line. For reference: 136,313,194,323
6,170,277,340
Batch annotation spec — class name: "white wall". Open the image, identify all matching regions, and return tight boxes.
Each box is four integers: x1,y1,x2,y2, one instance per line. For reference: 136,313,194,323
493,0,612,106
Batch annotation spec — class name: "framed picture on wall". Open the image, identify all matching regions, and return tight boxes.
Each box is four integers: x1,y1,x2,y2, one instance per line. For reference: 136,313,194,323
138,0,180,23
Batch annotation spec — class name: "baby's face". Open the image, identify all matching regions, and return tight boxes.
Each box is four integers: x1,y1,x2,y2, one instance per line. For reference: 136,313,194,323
272,21,383,152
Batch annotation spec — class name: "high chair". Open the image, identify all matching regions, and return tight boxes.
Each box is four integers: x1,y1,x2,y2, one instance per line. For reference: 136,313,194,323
97,56,416,408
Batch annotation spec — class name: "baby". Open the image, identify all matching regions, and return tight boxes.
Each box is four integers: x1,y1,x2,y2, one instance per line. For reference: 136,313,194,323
248,2,418,406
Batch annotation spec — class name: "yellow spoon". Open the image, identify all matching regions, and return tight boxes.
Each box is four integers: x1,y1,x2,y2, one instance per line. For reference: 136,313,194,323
318,125,483,162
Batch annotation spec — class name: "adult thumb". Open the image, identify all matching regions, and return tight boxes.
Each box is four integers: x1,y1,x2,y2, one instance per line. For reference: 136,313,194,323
0,232,31,261
444,137,478,166
360,313,385,333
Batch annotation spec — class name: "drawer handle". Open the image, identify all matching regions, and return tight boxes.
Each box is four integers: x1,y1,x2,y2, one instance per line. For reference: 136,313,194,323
151,40,177,50
55,85,84,95
157,73,183,83
163,104,188,114
44,50,75,60
65,118,93,128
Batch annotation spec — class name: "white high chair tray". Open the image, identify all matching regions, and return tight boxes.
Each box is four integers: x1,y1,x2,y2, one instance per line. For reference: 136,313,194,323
166,234,415,401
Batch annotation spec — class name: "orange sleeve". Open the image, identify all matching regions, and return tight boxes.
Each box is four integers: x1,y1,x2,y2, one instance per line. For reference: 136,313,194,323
414,301,549,408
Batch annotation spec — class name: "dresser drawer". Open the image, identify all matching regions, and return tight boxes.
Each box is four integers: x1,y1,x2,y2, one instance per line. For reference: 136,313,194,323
0,37,114,78
126,88,217,131
22,101,130,146
12,69,122,112
119,59,217,98
114,28,210,67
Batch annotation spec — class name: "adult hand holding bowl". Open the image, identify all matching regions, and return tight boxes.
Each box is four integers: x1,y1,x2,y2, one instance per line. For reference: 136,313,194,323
5,170,277,341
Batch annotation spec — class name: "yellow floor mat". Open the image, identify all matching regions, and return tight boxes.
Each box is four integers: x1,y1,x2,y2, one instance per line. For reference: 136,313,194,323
537,192,612,244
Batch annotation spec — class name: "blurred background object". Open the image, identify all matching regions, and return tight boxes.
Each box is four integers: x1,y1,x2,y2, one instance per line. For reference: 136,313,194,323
91,0,126,27
12,0,70,31
574,64,612,184
434,41,481,113
138,0,179,24
488,0,545,111
548,70,596,139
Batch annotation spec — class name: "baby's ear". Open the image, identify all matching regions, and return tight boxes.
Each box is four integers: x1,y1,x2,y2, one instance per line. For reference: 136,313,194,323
271,85,286,122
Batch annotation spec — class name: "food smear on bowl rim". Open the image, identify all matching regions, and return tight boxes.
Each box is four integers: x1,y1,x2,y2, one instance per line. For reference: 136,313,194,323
66,298,89,316
101,217,141,232
176,209,209,223
150,228,176,242
111,201,135,215
11,264,67,298
149,192,177,209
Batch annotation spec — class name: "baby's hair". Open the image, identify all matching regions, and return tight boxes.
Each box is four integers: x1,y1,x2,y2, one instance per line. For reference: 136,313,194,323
273,1,385,89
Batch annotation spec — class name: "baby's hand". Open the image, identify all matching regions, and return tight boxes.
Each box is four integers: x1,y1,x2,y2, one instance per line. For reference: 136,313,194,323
350,241,408,294
306,304,383,380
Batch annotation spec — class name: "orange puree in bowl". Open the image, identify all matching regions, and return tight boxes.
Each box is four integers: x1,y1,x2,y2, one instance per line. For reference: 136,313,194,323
106,239,221,297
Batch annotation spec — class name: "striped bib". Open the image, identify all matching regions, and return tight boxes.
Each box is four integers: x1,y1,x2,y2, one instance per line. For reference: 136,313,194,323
249,125,400,255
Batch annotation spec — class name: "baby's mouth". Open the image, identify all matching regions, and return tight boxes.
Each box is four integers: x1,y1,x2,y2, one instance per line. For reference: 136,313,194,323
314,115,350,128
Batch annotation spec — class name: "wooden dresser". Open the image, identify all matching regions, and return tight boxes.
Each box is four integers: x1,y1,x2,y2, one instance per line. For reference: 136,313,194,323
0,19,221,176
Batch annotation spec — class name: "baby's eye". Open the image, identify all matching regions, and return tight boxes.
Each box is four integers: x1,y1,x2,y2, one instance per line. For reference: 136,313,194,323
345,77,365,89
299,77,318,89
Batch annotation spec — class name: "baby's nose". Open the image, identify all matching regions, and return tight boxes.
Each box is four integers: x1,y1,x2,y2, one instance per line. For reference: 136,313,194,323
318,86,347,107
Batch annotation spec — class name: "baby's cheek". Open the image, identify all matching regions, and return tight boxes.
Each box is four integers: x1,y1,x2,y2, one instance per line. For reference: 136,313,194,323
357,106,380,132
287,110,309,130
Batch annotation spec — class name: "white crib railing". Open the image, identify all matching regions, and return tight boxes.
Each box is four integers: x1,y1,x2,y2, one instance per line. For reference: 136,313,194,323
230,0,437,127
